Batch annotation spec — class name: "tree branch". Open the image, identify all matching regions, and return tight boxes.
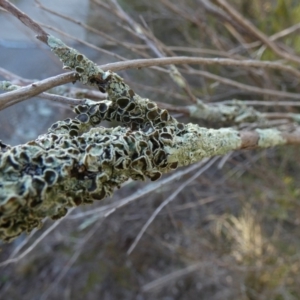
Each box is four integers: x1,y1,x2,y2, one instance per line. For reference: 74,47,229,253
1,94,300,242
1,0,300,243
0,0,49,43
0,72,78,110
0,81,85,107
100,56,300,78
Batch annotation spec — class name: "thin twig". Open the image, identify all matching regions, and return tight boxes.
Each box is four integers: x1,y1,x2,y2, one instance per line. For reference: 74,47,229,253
185,69,300,100
39,219,103,300
142,262,207,292
127,157,217,255
0,208,75,267
0,67,33,85
0,67,107,101
100,56,300,78
234,100,300,107
167,46,237,58
230,22,300,53
215,0,300,64
110,0,198,103
37,92,85,105
0,81,86,106
0,72,78,110
0,0,49,43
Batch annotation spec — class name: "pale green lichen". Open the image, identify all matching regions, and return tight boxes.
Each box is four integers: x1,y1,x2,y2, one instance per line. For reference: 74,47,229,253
47,35,140,101
0,92,244,242
0,81,19,91
187,99,266,125
291,114,300,124
47,35,104,86
256,128,286,148
168,124,241,165
0,38,289,243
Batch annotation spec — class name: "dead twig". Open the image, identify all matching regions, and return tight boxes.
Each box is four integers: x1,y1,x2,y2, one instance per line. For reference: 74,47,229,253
127,157,217,255
100,56,300,78
0,0,49,43
0,72,78,110
215,0,300,64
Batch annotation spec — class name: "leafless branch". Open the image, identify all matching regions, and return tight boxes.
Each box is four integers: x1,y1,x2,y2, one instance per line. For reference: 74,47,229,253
0,72,78,110
215,0,300,64
0,0,49,43
185,69,300,100
109,0,198,103
100,56,300,78
0,67,33,85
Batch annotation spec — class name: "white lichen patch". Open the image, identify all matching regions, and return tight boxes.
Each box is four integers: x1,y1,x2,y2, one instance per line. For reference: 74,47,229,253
256,128,286,148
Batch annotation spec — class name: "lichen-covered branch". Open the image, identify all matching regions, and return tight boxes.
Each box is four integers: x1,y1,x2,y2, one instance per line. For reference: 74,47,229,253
187,99,267,125
1,0,300,243
1,92,299,242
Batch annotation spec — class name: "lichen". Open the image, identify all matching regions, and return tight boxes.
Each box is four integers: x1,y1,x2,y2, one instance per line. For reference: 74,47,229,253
47,35,104,86
0,39,287,242
291,114,300,124
168,124,241,165
256,128,286,148
0,81,19,91
0,91,243,242
187,99,266,125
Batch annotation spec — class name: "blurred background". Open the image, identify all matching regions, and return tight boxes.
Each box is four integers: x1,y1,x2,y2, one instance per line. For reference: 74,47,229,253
1,0,300,299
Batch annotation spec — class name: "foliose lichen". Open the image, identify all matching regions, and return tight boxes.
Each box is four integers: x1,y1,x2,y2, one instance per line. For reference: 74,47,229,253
47,35,104,86
0,38,287,242
0,89,244,242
